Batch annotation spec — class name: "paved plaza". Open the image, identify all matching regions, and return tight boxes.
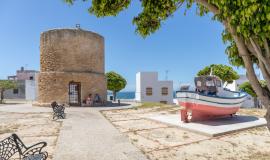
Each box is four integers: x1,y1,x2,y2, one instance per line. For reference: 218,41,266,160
0,104,147,160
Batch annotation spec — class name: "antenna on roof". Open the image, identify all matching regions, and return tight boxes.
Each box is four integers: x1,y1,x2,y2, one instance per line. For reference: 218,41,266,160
165,70,169,80
76,24,81,29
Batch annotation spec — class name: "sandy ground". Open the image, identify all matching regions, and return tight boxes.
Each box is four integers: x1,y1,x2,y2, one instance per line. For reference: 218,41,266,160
102,106,270,160
0,110,62,160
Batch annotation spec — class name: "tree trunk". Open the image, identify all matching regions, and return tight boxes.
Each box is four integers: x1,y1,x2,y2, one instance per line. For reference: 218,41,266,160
195,0,270,131
254,97,258,108
231,33,270,130
0,90,4,104
266,106,270,130
258,60,270,91
113,91,116,102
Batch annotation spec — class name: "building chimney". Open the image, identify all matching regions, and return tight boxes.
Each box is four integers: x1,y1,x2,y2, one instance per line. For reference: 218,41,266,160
21,66,24,71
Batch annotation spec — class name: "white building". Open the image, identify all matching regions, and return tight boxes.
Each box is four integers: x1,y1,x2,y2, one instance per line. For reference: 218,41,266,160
135,72,173,104
4,67,39,101
224,74,260,108
223,75,251,91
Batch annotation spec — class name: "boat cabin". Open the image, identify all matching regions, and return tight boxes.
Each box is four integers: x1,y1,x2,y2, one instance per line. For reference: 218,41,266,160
194,75,222,95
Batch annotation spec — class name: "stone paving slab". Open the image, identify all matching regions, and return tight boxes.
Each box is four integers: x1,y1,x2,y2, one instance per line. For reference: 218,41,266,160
0,104,147,160
53,107,147,160
0,103,51,113
145,114,267,137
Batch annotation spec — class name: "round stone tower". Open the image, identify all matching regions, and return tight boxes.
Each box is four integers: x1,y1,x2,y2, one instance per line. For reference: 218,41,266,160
37,29,106,106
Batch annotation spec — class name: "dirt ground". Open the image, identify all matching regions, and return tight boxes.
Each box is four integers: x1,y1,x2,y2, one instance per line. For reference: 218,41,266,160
102,106,270,160
0,111,62,160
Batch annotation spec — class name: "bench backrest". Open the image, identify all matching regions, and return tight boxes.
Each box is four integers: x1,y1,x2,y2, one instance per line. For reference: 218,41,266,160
0,134,26,160
51,102,65,112
1,134,48,160
51,101,57,108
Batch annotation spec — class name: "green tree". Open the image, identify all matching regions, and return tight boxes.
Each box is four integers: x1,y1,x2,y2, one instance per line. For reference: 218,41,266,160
106,71,127,101
0,80,17,104
239,81,268,108
197,64,239,84
239,81,257,98
64,0,270,130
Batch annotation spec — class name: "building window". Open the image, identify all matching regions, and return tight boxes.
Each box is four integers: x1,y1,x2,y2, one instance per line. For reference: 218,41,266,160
160,101,167,104
161,87,168,95
146,87,152,96
29,76,34,80
13,89,19,94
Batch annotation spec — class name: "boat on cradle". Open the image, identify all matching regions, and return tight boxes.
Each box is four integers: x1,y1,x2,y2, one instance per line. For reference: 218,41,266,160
176,75,247,122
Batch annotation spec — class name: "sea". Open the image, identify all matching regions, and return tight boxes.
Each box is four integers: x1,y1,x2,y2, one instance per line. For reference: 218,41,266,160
107,91,176,99
107,91,135,99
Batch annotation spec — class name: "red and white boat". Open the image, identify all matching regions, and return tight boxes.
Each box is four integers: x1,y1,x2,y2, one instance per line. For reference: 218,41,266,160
176,75,247,122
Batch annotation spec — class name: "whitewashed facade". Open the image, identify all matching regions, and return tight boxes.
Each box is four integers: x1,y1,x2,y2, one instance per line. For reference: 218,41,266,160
135,72,173,104
223,75,252,91
4,67,39,101
25,79,38,100
224,74,260,108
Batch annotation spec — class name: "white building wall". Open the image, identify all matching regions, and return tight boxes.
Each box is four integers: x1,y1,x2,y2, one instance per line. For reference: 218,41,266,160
157,81,173,103
224,74,260,108
224,74,258,91
135,72,173,104
25,72,39,101
35,73,39,101
25,80,37,100
224,81,237,91
242,95,255,108
135,72,141,101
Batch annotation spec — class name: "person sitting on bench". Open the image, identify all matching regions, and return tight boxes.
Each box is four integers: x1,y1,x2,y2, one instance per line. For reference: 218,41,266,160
94,93,101,104
86,94,93,106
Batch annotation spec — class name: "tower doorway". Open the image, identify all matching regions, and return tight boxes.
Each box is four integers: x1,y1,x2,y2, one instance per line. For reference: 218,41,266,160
69,82,81,106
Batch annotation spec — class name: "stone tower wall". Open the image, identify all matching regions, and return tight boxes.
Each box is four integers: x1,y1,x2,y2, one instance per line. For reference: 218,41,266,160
37,29,106,106
40,29,104,73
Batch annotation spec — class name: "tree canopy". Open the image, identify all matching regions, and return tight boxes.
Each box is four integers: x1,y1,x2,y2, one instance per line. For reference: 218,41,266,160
0,80,17,91
106,71,127,101
64,0,270,129
0,80,17,103
239,81,257,97
197,64,239,84
239,80,269,98
64,0,270,39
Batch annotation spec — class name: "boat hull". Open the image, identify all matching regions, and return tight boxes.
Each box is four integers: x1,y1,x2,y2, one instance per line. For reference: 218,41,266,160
176,91,246,122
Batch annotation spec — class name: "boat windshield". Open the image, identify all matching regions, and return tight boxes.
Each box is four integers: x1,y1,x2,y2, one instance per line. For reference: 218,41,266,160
206,81,215,86
216,80,222,87
194,75,222,95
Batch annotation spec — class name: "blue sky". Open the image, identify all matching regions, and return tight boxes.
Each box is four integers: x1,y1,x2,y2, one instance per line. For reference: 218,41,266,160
0,0,247,91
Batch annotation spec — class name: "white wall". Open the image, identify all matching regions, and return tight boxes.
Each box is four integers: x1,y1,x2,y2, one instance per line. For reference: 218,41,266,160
25,80,37,100
224,81,237,91
35,73,39,101
135,72,141,101
224,74,259,92
224,74,259,108
242,95,255,108
135,72,173,104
